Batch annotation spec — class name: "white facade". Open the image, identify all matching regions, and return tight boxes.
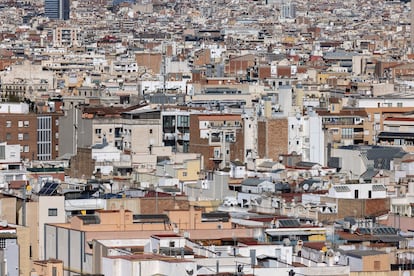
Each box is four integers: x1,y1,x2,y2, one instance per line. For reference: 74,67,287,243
278,86,293,117
328,183,387,199
288,116,304,155
400,160,414,176
239,244,293,265
229,162,246,179
0,143,21,164
308,115,325,165
243,109,258,167
0,103,29,114
102,257,197,276
356,98,414,108
146,235,186,254
92,143,122,175
38,196,66,260
139,79,188,94
331,148,367,177
92,144,121,162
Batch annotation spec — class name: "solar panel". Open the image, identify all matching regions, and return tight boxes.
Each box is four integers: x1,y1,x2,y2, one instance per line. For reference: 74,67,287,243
372,185,386,191
278,219,300,228
334,186,351,192
38,182,59,195
358,228,370,235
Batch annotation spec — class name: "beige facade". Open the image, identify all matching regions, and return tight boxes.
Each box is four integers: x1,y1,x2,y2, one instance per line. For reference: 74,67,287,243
16,225,31,276
0,196,17,224
32,259,64,276
165,207,232,231
25,196,66,261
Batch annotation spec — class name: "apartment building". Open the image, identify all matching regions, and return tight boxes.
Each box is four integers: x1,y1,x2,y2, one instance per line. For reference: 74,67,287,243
53,27,81,48
189,113,244,170
162,108,191,153
0,103,61,161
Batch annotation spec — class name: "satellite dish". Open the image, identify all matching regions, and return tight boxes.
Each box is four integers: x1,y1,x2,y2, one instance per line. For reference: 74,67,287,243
303,183,310,191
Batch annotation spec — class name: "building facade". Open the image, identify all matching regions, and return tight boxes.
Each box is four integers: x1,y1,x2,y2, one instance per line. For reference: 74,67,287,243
0,103,61,161
44,0,70,20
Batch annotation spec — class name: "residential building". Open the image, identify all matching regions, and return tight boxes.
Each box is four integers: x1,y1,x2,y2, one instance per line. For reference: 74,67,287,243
0,103,61,161
189,113,244,170
26,196,66,260
162,108,191,153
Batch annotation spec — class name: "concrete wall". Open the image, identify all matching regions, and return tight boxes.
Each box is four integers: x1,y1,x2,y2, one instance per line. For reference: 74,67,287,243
59,107,93,157
45,225,86,276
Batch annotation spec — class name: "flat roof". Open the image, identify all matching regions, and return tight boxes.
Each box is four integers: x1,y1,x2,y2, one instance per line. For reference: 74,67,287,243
346,250,387,258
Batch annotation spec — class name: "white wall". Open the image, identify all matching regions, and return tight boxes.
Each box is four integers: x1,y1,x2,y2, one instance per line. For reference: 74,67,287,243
357,98,414,108
0,143,20,163
38,196,65,260
288,116,304,155
0,103,29,114
309,115,325,165
331,148,367,177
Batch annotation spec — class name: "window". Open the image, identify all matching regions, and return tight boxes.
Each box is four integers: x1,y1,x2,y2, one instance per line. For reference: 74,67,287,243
18,121,23,127
23,145,29,152
341,128,353,139
18,133,23,141
6,133,11,140
6,121,11,128
48,208,58,216
177,115,189,128
0,239,5,249
24,133,29,140
149,129,153,134
24,121,29,127
397,102,403,107
95,128,102,135
183,172,187,177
